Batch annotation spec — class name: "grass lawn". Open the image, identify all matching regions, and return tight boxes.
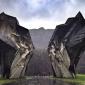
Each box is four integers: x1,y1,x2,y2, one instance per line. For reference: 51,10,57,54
0,74,85,85
57,74,85,85
0,79,16,85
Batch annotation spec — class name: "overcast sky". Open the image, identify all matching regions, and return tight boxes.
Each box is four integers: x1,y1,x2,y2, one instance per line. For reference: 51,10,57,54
0,0,85,29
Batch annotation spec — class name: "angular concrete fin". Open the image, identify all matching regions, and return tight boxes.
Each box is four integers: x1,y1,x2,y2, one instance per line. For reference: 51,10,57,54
75,11,84,20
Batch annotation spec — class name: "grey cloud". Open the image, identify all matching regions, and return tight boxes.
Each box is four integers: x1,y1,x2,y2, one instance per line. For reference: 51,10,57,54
0,0,85,29
0,0,68,20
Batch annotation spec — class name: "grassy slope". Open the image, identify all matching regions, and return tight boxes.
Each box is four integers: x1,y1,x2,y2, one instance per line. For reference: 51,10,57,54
0,74,85,85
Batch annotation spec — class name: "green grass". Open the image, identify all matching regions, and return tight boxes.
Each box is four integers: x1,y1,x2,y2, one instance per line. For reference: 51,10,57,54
0,74,85,85
56,74,85,85
0,78,16,85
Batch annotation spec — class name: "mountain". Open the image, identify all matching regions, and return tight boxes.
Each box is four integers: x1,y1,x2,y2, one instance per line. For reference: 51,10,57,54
29,27,54,49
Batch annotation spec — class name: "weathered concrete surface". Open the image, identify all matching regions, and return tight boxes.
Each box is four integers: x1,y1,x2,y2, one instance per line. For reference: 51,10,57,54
48,12,85,78
25,49,53,76
76,52,85,74
0,12,34,78
0,40,16,78
29,27,54,49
